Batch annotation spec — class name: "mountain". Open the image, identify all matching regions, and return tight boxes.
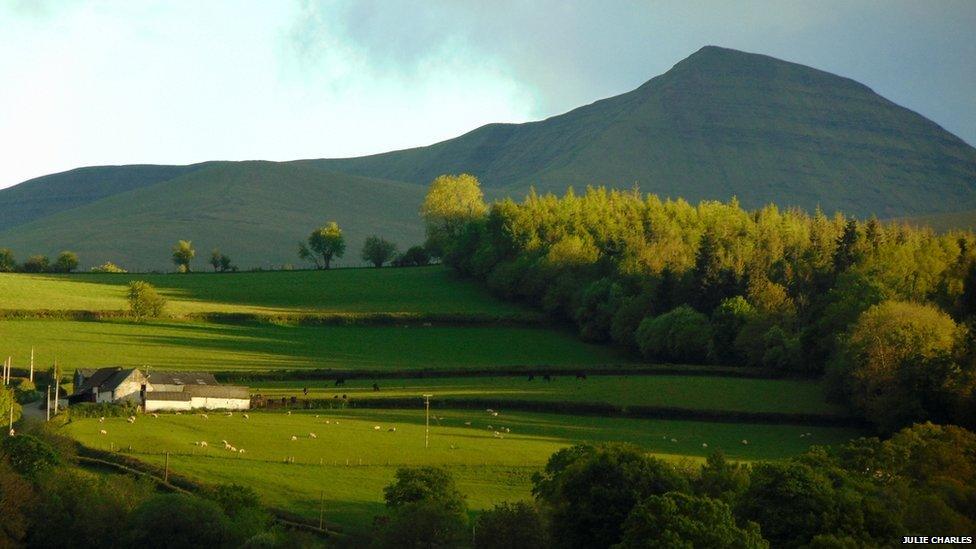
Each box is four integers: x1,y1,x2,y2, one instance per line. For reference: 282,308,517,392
319,46,976,217
1,46,974,269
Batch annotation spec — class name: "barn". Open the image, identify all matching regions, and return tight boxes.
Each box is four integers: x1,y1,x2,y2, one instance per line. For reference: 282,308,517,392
69,367,250,411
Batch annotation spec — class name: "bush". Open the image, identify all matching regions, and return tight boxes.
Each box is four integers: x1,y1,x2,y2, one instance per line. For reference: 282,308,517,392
394,245,432,267
68,401,139,418
636,305,712,363
20,255,49,273
125,493,233,547
90,261,127,273
128,281,166,318
53,251,79,273
617,492,768,549
0,434,60,480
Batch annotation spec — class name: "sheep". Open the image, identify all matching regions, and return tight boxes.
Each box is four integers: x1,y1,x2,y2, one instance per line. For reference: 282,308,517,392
740,439,749,445
670,438,678,443
487,425,493,430
490,411,499,417
286,411,292,416
325,420,331,424
200,413,209,420
175,411,181,415
225,412,233,417
99,429,107,435
309,432,317,439
128,415,136,422
291,435,298,441
373,425,381,431
486,408,494,414
701,443,708,448
151,413,159,418
463,421,472,426
126,417,135,424
99,416,105,423
200,441,208,448
242,414,249,420
221,439,228,445
503,427,510,433
229,446,237,452
224,442,233,450
387,427,396,433
238,448,245,454
493,431,503,438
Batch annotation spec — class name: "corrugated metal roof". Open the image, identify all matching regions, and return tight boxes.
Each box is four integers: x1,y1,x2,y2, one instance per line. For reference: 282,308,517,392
144,391,192,402
184,384,249,399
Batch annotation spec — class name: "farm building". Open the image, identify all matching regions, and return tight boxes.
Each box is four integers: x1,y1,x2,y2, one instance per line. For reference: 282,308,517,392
69,367,249,411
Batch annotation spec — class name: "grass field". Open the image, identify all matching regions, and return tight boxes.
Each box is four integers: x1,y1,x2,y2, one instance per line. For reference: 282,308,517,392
63,409,863,532
253,376,847,416
0,266,528,316
0,319,628,372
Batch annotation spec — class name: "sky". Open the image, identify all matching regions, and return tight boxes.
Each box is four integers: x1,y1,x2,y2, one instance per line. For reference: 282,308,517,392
1,0,974,189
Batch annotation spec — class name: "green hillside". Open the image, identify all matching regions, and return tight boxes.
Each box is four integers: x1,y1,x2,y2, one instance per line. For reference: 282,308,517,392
0,161,426,270
322,46,976,217
894,208,976,233
2,46,973,269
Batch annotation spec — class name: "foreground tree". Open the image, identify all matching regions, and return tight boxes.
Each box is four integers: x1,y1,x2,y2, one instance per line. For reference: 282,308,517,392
420,173,487,258
831,300,966,432
361,236,398,268
128,281,166,319
53,251,79,273
301,222,345,269
474,501,548,549
376,467,468,548
617,492,768,549
171,240,195,273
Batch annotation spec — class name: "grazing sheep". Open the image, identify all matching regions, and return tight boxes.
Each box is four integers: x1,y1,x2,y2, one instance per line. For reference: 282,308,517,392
224,442,233,450
487,425,493,430
225,412,233,417
238,448,245,454
387,427,396,433
503,427,510,433
291,435,298,441
151,413,159,418
463,421,472,426
493,431,503,438
221,439,228,445
126,418,135,424
490,411,499,417
670,438,678,443
99,416,105,423
200,441,208,448
99,429,107,435
286,411,292,416
309,432,317,439
200,414,209,420
701,443,708,448
242,414,249,420
740,439,749,445
175,411,181,415
373,425,381,431
229,446,237,452
325,420,331,424
486,408,494,414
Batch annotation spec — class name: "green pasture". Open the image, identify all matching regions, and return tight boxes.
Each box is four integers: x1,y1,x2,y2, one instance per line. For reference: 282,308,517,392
0,319,628,373
254,375,847,416
0,266,527,316
64,409,863,533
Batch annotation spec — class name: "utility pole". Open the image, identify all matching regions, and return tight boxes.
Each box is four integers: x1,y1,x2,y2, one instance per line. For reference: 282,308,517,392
46,386,51,421
164,452,170,483
8,394,13,436
53,360,60,415
319,490,325,530
422,394,433,449
29,347,34,383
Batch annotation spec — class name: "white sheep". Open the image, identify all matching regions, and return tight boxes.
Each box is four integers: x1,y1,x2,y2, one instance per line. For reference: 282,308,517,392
503,427,510,433
238,448,245,454
487,425,493,430
126,417,135,424
200,441,208,448
309,432,317,439
463,421,472,426
373,425,381,431
740,439,749,445
221,439,228,445
490,411,499,417
224,442,233,450
225,412,233,417
99,416,105,423
701,443,708,448
670,438,678,443
99,429,107,435
151,413,159,418
243,414,249,420
175,411,181,415
286,411,292,415
387,427,396,433
229,446,237,452
486,408,494,414
291,435,298,441
325,420,331,424
200,414,209,420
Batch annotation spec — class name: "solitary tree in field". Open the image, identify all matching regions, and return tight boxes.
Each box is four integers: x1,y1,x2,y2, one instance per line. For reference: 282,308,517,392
420,174,487,258
53,251,79,273
210,249,235,272
171,240,195,273
0,248,15,272
128,281,166,319
21,255,50,273
300,222,345,269
361,236,398,268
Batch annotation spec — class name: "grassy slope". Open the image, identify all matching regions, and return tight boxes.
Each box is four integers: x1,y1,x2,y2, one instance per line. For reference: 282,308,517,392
252,375,846,416
0,266,527,315
65,409,862,532
0,161,426,270
0,320,626,372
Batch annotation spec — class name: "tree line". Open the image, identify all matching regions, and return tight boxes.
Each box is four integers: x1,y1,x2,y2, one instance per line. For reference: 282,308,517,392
0,249,78,273
368,423,975,548
422,174,976,434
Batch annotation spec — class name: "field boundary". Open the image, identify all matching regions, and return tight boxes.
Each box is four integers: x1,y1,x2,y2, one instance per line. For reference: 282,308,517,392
0,308,548,326
222,364,786,383
73,443,342,537
252,396,862,428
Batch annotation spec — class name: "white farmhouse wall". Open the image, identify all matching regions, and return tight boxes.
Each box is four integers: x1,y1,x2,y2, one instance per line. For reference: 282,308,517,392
189,397,250,410
113,379,145,403
145,399,192,412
